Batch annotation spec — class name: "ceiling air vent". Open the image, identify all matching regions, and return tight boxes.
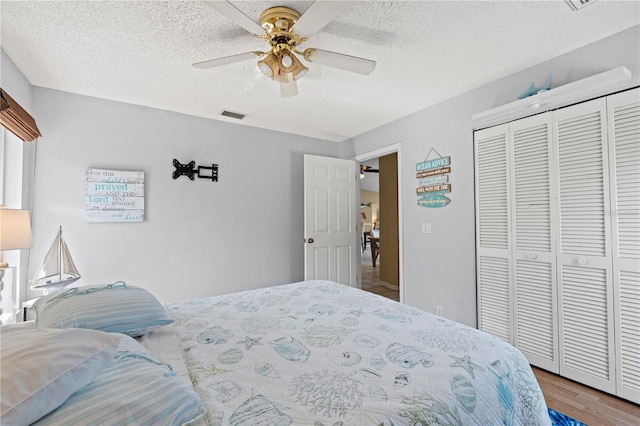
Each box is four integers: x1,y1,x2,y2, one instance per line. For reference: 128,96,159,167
566,0,597,10
220,110,245,120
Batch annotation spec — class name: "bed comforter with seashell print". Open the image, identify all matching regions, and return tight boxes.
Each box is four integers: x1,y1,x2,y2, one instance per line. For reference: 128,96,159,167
168,280,551,426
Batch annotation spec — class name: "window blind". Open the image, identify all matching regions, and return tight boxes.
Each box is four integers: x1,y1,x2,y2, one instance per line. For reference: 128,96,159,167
0,88,41,142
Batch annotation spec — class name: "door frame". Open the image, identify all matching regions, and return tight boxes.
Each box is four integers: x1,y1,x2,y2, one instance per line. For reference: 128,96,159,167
355,143,404,303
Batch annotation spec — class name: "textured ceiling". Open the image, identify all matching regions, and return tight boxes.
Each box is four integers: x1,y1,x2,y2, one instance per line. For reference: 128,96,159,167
1,1,638,142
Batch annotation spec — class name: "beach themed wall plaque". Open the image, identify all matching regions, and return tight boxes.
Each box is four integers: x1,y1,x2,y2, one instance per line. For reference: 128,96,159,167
85,168,145,223
416,148,451,208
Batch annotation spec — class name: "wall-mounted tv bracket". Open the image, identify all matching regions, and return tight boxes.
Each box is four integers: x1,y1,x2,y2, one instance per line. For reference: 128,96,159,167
172,159,218,182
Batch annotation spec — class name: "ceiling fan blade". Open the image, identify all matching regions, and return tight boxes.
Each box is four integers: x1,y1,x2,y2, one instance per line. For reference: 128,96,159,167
202,1,265,35
303,48,376,75
193,52,260,69
294,1,355,38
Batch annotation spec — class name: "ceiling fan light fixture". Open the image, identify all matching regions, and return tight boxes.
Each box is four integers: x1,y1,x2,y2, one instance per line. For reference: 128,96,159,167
258,52,279,78
292,61,308,81
280,73,298,97
280,51,294,69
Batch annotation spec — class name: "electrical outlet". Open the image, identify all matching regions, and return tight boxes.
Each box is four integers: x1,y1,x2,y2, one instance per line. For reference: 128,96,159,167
436,306,443,316
422,223,432,234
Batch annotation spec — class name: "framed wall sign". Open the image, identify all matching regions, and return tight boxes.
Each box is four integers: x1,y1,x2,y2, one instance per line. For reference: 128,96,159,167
85,168,144,223
416,148,452,208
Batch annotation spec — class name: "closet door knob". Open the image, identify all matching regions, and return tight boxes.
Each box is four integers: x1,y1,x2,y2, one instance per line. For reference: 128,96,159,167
529,254,538,260
577,257,588,265
308,238,314,244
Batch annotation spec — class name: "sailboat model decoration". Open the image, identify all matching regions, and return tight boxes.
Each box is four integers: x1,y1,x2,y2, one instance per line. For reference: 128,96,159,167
30,226,80,290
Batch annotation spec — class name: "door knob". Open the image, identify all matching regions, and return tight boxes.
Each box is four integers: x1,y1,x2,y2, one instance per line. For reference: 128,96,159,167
308,238,314,244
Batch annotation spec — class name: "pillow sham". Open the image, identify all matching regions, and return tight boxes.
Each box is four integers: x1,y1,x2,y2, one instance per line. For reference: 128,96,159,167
32,333,205,425
34,281,174,337
0,325,120,426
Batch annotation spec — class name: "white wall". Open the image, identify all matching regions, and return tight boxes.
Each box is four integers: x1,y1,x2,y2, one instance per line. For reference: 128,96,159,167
28,88,339,303
345,26,640,327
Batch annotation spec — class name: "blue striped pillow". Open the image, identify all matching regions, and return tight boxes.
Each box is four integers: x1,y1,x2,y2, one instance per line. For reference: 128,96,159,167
32,333,205,425
34,282,173,337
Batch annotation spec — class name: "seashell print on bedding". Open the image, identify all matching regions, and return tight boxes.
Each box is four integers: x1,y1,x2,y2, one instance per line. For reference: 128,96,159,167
450,374,477,414
198,326,234,345
370,353,387,370
326,348,362,367
301,325,353,348
369,385,388,400
340,316,359,327
229,390,292,426
217,348,244,365
290,369,364,418
386,342,434,369
255,362,280,378
308,304,337,315
185,319,208,330
167,281,553,426
358,368,381,378
394,373,410,388
258,294,288,307
208,380,242,403
241,316,285,335
413,327,478,353
270,336,311,362
373,309,412,323
235,300,259,312
353,334,380,348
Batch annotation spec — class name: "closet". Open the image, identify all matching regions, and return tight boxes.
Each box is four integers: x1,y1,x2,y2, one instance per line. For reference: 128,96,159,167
474,88,639,403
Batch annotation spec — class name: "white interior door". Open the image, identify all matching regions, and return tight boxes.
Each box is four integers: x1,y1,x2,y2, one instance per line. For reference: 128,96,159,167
474,123,513,344
553,97,616,394
607,88,640,404
304,154,358,286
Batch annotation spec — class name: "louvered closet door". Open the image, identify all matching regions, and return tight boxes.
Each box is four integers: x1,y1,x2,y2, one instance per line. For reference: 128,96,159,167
510,114,559,373
607,88,640,404
474,124,513,343
553,98,616,394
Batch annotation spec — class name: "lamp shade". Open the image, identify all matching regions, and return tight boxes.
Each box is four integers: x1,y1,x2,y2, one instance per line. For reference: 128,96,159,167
0,209,32,250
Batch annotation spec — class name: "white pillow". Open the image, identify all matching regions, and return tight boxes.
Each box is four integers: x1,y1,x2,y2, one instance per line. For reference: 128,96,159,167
32,333,205,425
0,325,120,425
34,281,173,337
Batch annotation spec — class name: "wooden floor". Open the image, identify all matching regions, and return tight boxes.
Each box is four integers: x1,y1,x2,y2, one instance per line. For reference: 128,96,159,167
360,252,639,425
533,367,640,426
360,246,399,301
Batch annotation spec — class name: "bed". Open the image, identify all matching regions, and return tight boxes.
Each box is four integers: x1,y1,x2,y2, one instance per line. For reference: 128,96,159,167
1,280,551,425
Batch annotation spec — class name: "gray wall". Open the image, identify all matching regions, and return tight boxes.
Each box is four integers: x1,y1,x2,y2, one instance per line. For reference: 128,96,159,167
27,88,340,303
346,26,640,327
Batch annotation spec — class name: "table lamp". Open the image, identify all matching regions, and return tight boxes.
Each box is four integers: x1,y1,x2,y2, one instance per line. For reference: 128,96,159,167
0,208,32,324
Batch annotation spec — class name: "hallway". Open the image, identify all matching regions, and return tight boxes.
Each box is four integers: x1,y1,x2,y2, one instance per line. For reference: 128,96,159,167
360,244,399,302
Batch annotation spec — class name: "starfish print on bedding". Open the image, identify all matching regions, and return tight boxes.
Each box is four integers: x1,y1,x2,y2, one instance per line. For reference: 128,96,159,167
238,336,263,350
449,354,484,379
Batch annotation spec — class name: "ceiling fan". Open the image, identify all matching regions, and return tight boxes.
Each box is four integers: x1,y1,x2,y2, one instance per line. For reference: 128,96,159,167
193,1,377,97
360,164,378,179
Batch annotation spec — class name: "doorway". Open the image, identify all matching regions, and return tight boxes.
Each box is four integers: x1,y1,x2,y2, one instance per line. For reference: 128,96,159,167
355,144,403,303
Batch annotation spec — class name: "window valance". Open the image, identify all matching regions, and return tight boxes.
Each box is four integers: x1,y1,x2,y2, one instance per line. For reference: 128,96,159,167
0,88,42,142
